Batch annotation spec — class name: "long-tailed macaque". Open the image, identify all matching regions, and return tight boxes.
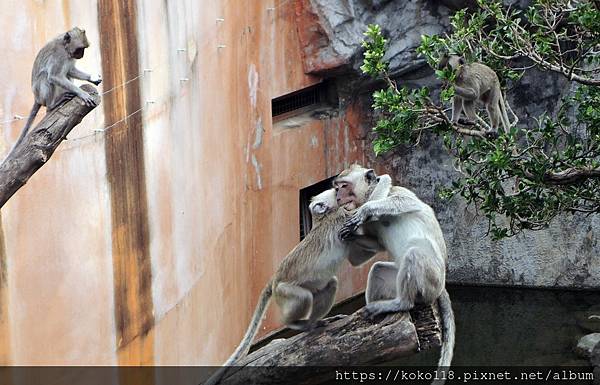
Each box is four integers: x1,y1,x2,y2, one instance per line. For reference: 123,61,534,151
438,54,510,134
204,175,391,385
336,164,455,384
15,27,101,147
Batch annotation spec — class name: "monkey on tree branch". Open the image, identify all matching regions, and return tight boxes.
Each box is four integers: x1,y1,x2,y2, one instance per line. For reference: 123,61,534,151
0,27,102,208
361,0,600,239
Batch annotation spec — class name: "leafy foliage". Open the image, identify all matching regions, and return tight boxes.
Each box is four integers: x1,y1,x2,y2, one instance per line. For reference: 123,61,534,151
361,1,600,239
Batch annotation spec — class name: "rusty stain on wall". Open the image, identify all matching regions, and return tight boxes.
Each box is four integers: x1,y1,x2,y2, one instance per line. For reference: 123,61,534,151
0,0,376,366
97,0,154,362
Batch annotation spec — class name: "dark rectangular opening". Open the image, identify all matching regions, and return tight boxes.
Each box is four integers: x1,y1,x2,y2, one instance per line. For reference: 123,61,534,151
272,81,335,121
299,176,336,240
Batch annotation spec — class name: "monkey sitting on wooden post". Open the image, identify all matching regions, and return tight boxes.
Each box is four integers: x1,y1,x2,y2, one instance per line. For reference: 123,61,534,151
14,27,102,148
336,165,455,385
204,174,392,385
437,54,513,135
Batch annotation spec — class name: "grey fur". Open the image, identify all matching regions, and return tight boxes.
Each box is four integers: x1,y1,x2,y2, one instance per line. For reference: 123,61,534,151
15,27,101,148
204,187,385,385
336,165,455,384
439,54,510,134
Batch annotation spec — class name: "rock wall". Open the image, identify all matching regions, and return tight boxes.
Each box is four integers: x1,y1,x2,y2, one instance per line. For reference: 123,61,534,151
298,0,600,289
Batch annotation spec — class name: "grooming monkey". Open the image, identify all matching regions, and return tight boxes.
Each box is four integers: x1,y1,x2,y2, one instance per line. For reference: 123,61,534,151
204,175,391,385
438,54,510,134
336,165,455,383
15,27,101,147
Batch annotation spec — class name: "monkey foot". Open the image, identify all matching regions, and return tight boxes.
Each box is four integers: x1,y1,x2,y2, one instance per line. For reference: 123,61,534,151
484,130,499,139
363,299,410,321
287,320,317,331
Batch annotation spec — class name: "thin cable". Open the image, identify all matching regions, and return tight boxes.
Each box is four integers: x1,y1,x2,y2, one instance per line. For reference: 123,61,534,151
267,0,295,12
100,73,145,96
101,107,144,132
0,116,24,126
12,1,293,141
67,106,145,143
0,69,150,127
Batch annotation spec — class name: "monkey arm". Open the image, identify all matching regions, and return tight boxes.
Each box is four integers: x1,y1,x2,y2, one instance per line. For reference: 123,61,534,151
69,67,102,85
50,74,90,96
68,67,92,81
361,193,423,221
340,193,423,240
346,236,381,266
49,74,97,106
453,85,478,100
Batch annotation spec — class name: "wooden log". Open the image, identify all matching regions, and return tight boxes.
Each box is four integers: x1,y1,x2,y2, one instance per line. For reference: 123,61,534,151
217,303,442,385
0,85,100,208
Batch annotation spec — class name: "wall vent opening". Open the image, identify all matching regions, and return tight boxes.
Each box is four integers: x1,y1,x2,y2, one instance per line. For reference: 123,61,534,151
299,176,336,240
272,81,336,122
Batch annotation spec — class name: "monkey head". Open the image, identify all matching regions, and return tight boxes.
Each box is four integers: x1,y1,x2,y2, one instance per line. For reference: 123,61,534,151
63,27,90,59
333,164,378,210
309,189,338,219
438,54,465,71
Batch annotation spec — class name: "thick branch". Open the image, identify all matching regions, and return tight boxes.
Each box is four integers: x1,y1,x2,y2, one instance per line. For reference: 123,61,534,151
524,167,600,185
217,304,442,385
0,85,100,208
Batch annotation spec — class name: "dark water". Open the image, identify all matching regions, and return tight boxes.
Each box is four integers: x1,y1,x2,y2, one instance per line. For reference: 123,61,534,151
257,285,600,366
390,285,599,366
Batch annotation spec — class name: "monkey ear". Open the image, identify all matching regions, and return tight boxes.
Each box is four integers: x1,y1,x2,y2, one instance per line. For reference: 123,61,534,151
64,32,71,44
365,169,377,183
311,202,328,215
458,57,466,65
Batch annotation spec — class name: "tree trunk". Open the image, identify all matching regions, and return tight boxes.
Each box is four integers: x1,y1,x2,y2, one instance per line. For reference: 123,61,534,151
0,85,100,208
217,303,442,385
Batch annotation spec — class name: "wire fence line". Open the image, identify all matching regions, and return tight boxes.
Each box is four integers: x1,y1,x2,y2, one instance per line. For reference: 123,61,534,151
2,0,296,147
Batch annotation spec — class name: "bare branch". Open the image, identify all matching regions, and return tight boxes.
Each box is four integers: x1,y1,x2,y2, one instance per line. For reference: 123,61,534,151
0,85,100,208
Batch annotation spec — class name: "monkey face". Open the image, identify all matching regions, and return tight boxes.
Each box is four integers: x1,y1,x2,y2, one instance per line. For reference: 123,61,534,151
334,167,377,208
64,27,90,59
334,181,355,207
438,54,465,71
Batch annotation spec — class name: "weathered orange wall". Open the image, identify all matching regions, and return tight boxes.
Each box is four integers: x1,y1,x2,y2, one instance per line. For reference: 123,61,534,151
0,0,375,366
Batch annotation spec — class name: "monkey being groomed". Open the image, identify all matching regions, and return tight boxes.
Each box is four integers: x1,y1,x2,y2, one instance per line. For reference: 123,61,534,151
14,27,102,148
336,164,455,385
438,54,513,135
204,175,392,385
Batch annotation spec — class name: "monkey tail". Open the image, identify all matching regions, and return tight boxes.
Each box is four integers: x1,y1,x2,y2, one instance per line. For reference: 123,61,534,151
498,92,512,131
13,103,41,149
203,282,273,385
432,288,455,385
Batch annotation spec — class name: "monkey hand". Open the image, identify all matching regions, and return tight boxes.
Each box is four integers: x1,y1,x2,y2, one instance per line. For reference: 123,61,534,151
79,92,98,107
340,205,372,240
89,74,102,86
340,214,362,240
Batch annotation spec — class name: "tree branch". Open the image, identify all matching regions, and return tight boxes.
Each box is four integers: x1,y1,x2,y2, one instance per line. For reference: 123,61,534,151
0,85,100,208
216,304,442,385
537,167,600,185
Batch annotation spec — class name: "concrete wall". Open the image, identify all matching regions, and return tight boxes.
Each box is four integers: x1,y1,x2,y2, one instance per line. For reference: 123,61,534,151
0,0,376,365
